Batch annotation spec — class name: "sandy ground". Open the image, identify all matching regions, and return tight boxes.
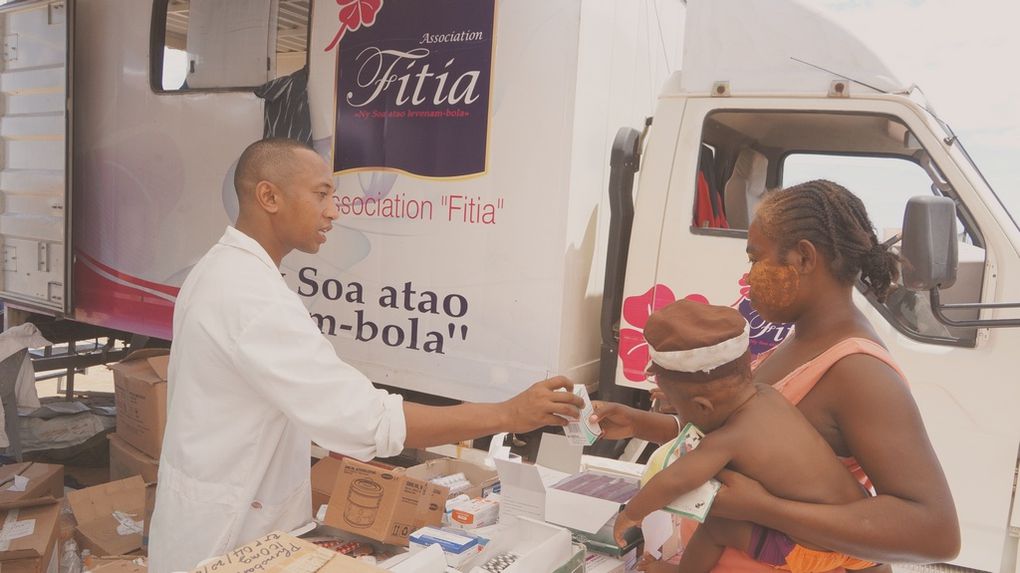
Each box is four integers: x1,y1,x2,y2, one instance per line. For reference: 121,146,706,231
36,365,116,398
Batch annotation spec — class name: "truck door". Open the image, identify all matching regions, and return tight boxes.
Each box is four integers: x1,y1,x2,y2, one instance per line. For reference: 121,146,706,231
0,0,72,315
637,96,1020,571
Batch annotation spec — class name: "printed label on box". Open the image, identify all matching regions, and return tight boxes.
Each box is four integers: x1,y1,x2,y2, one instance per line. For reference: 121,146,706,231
560,385,601,447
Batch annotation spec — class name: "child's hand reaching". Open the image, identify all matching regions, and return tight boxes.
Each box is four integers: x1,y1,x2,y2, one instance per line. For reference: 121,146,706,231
613,506,641,547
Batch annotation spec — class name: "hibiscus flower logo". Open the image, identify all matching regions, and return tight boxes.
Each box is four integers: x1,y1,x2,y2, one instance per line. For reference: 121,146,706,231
731,272,751,307
618,285,708,382
325,0,384,52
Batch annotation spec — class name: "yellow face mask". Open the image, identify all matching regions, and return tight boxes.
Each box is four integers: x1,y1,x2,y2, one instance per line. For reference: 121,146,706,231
747,261,799,311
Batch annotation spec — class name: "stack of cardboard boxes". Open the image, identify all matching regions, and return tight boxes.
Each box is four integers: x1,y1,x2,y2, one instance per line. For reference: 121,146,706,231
0,348,163,569
0,415,157,570
108,349,168,484
0,347,165,572
0,462,65,573
106,349,168,557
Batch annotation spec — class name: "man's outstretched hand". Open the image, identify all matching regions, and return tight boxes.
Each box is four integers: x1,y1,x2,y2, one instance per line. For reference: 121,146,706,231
499,376,584,433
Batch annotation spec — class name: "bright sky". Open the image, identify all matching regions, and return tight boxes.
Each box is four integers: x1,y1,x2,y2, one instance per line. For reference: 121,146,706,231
163,48,187,90
805,0,1020,220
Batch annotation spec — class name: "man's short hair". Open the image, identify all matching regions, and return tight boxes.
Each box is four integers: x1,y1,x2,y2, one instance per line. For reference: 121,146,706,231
234,138,315,200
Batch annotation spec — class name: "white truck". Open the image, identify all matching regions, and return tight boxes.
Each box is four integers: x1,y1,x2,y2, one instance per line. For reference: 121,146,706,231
0,0,1018,570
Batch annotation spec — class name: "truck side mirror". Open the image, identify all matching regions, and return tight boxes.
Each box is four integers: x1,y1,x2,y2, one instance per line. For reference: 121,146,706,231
900,195,958,291
901,195,1020,328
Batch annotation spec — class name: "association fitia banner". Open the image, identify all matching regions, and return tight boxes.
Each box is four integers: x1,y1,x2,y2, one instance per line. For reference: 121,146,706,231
332,0,496,178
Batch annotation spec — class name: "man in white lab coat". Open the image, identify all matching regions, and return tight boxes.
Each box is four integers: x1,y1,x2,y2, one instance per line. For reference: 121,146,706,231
148,138,583,572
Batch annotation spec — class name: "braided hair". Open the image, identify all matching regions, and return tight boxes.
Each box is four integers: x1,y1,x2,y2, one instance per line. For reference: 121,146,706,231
755,180,900,302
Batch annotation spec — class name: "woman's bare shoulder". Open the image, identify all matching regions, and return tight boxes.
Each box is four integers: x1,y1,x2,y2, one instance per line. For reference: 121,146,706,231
813,353,913,421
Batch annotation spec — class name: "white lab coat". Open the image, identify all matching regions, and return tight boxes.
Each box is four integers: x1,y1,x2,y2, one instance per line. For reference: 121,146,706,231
148,227,406,573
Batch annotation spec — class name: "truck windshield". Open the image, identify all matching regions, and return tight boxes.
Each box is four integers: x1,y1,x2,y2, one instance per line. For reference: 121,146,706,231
919,100,1020,234
953,133,1020,234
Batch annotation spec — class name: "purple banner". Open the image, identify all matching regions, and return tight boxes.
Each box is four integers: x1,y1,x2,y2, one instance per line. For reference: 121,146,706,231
331,0,495,178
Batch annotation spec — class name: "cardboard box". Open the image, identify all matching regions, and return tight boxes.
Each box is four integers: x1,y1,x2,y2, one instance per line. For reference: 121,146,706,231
495,434,640,537
301,522,408,565
311,456,343,514
493,458,568,523
191,531,387,573
405,458,499,500
141,482,157,555
88,557,147,573
110,349,169,459
108,434,159,484
461,516,572,573
0,463,64,504
493,433,588,524
545,471,639,535
68,476,146,556
0,497,61,573
323,459,445,546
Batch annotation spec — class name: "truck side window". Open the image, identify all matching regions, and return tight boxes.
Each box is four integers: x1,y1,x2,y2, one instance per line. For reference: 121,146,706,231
152,0,310,92
695,114,772,231
694,145,728,228
783,153,984,346
693,110,984,347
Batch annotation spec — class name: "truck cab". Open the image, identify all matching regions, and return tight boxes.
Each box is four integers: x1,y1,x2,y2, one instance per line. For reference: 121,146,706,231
605,1,1020,570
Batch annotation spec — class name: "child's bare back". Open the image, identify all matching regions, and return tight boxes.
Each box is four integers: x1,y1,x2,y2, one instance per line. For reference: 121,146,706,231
718,382,867,511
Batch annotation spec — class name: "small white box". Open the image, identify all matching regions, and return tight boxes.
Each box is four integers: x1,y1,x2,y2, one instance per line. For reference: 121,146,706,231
559,385,602,446
545,471,640,535
450,497,499,530
463,516,572,573
408,526,483,568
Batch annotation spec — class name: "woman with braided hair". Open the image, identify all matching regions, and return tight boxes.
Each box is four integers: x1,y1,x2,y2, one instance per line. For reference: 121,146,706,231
594,179,960,571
